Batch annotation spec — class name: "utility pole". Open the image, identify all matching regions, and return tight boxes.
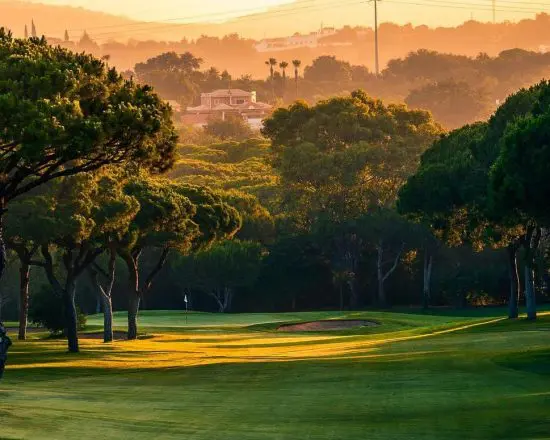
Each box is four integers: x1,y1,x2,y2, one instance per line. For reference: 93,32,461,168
373,0,380,76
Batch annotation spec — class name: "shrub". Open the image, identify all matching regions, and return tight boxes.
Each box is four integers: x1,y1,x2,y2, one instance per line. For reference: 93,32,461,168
204,114,253,141
29,285,87,335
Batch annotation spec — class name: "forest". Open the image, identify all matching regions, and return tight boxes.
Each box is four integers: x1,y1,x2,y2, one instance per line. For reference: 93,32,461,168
0,28,549,357
133,47,550,130
4,0,550,433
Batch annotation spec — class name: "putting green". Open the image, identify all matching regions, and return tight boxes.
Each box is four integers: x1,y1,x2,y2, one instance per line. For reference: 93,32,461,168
1,309,549,439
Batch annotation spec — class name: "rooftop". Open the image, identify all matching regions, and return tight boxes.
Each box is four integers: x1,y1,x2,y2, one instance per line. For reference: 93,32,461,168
204,89,252,97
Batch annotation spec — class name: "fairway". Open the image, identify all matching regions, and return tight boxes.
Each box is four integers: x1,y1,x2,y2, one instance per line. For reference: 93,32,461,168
1,309,550,440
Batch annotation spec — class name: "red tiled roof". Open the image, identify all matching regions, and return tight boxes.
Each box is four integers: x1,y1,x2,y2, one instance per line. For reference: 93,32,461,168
205,89,252,97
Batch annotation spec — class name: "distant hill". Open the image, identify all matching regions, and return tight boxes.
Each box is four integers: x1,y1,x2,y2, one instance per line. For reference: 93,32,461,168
0,1,140,40
0,0,327,41
2,1,550,79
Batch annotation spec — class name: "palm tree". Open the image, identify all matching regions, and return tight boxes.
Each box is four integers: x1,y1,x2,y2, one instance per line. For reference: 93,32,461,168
279,61,289,80
265,58,277,100
292,59,301,98
279,61,289,95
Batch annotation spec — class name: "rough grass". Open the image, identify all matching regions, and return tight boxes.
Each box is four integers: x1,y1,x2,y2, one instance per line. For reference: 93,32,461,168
1,308,550,439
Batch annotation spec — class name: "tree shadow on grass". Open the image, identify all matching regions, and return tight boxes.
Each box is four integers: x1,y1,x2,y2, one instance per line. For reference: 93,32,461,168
494,348,550,376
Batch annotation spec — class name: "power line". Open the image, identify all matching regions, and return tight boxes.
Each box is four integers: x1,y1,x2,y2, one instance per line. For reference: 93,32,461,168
383,0,550,14
88,0,369,41
397,0,550,13
38,0,549,44
53,0,335,35
487,0,550,6
88,0,548,42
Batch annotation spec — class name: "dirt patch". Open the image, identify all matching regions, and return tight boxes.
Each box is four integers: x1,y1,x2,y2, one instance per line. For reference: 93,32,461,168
79,331,128,340
278,319,379,332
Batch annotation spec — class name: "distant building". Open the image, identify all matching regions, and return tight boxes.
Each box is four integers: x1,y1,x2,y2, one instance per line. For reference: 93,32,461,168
254,27,337,53
183,89,272,129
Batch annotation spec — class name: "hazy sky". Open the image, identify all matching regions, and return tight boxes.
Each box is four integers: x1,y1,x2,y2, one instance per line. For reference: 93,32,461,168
24,0,545,28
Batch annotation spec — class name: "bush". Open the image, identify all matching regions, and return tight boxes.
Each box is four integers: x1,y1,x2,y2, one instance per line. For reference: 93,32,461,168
29,285,87,335
204,114,253,141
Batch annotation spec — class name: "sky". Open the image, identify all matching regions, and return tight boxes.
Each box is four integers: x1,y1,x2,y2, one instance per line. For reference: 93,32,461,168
24,0,296,22
22,0,548,29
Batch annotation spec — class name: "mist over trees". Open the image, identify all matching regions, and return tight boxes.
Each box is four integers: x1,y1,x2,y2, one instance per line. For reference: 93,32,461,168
9,8,550,77
12,12,550,130
129,45,550,130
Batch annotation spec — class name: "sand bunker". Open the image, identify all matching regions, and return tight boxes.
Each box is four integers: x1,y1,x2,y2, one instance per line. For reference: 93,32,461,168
278,319,379,332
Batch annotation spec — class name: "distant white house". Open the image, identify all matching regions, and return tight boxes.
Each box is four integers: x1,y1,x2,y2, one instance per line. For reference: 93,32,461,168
183,89,272,128
255,27,337,53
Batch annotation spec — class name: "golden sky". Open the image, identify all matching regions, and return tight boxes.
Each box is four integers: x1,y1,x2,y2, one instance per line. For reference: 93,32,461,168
24,0,545,28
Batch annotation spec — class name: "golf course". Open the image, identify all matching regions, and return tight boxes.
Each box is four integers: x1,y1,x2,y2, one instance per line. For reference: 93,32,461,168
1,309,549,440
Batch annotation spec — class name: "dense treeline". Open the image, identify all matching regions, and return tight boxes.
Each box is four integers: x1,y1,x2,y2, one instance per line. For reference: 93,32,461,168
24,12,550,77
399,80,550,320
1,30,550,357
135,48,550,129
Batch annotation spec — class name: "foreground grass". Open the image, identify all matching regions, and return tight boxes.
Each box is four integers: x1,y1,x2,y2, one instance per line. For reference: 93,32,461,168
1,309,550,439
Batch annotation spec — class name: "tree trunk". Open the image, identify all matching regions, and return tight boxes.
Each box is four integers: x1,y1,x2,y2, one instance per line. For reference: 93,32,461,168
128,293,140,340
525,265,537,321
121,251,141,340
377,278,386,308
42,245,79,352
339,285,344,311
507,245,520,319
270,68,275,99
422,254,433,310
376,243,386,308
64,278,79,353
217,289,225,313
0,201,7,280
348,279,358,309
291,294,296,312
376,241,404,308
102,293,113,343
223,287,233,313
522,226,540,321
95,295,101,314
18,262,30,340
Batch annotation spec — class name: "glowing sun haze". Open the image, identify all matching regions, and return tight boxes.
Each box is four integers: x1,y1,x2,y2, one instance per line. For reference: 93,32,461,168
25,0,296,22
22,0,544,30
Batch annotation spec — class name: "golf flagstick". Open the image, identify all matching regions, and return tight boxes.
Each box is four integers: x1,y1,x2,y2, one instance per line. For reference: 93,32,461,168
184,294,188,325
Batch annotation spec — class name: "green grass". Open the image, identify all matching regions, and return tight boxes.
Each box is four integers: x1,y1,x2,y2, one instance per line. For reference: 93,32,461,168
1,308,550,439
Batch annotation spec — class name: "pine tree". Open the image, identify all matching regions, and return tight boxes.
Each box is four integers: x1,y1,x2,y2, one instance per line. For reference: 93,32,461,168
64,30,69,42
31,20,37,38
24,24,28,39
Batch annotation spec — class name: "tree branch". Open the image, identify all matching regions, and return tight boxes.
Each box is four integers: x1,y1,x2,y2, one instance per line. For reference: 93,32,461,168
92,262,110,279
143,248,170,294
40,244,64,294
382,242,405,283
74,247,104,277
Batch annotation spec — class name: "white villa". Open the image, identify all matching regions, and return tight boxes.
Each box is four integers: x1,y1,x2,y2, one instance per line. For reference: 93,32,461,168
183,89,272,129
254,27,337,53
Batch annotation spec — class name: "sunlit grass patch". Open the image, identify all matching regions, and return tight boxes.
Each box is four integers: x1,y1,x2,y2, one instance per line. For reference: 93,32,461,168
2,309,550,440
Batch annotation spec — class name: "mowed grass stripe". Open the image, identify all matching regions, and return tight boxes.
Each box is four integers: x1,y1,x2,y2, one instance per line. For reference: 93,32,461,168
1,309,549,439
